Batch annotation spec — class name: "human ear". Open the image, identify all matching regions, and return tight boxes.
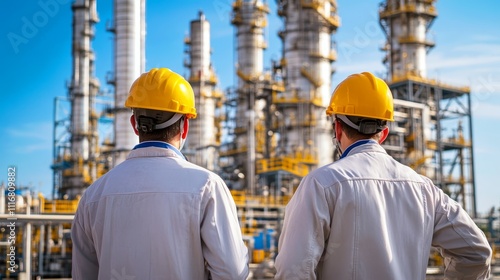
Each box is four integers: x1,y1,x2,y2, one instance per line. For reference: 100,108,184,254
181,118,189,139
378,127,389,144
130,115,139,136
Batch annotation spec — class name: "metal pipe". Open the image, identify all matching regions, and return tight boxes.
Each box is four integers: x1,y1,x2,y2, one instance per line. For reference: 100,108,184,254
248,89,256,195
24,193,32,279
0,214,74,222
46,225,52,258
62,237,67,258
38,224,45,276
0,183,4,214
467,92,477,218
435,88,443,189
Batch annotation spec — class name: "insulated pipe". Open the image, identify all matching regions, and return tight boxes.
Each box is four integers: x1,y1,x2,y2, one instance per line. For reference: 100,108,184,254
0,214,75,222
24,193,32,279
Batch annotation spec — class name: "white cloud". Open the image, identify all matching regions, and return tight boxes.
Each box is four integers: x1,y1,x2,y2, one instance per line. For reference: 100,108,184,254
471,101,500,120
335,61,385,77
6,122,52,153
22,143,53,153
431,56,500,71
428,40,500,69
424,40,500,93
452,41,500,53
6,122,51,139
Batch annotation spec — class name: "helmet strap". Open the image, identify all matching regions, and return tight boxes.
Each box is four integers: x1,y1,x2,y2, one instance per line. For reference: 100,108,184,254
331,136,343,157
154,113,184,130
331,118,343,156
336,114,384,134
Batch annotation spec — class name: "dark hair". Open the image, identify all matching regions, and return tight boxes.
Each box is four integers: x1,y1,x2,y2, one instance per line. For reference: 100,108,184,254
136,116,182,142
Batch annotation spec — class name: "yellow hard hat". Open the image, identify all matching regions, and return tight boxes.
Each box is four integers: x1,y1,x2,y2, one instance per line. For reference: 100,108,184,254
326,72,394,121
125,68,197,119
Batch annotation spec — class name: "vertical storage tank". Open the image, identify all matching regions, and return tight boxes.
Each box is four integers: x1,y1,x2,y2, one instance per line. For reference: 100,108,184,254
184,12,222,170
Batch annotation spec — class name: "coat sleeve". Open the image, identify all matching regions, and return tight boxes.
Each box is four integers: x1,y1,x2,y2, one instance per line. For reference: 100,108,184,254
71,202,99,279
200,176,249,280
431,185,492,279
274,175,331,280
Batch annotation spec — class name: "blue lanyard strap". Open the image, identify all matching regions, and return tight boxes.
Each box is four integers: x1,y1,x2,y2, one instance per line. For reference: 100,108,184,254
340,139,374,159
133,141,186,160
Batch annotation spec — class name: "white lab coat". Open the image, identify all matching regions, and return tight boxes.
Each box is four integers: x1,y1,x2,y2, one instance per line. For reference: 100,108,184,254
72,142,249,280
275,140,491,280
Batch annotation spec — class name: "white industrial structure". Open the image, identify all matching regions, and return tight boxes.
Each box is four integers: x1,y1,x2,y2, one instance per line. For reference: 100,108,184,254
109,0,146,167
183,12,222,171
61,0,100,198
277,0,339,167
379,0,476,216
219,0,340,194
54,0,146,198
224,0,270,193
380,0,437,81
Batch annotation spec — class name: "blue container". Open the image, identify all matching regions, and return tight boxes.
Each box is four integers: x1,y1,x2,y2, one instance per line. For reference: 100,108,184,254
254,231,265,250
265,229,275,250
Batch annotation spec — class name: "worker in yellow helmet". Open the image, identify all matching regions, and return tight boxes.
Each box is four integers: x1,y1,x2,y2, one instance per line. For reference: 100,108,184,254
72,68,249,279
275,72,491,279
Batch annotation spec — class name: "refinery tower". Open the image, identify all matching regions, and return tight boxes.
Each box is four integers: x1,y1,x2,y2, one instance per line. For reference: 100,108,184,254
30,0,479,277
217,0,340,197
52,0,476,216
379,0,476,216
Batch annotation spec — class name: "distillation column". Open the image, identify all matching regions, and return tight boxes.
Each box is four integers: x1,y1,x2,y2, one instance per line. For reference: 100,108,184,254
379,0,436,82
184,12,221,171
88,6,101,186
63,0,99,198
379,0,437,177
277,0,339,167
110,0,146,167
379,0,476,215
230,0,269,192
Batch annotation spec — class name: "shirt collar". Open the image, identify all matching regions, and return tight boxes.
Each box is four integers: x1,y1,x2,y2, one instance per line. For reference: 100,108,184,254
340,139,378,159
133,141,186,160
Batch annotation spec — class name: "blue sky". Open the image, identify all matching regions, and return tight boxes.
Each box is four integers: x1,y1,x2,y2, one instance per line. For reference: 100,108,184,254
1,0,499,215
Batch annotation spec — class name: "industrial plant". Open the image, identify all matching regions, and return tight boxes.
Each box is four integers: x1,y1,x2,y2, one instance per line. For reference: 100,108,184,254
0,0,498,278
